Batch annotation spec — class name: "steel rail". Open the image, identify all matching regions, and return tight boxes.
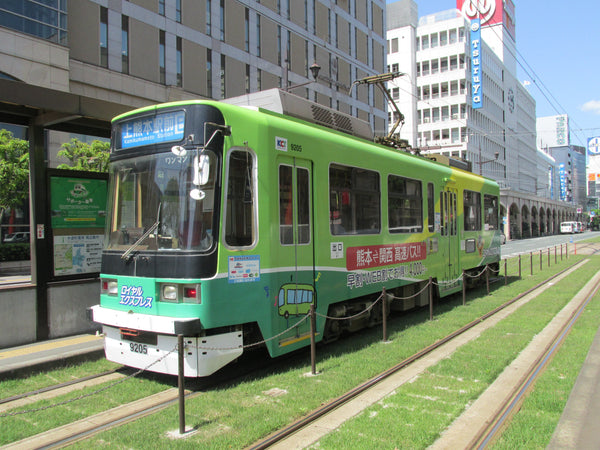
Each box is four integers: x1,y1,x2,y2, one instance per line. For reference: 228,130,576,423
474,271,600,449
0,369,121,406
248,259,587,450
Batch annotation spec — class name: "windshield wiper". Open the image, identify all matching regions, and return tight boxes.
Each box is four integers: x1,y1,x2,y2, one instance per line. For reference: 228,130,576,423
121,203,161,261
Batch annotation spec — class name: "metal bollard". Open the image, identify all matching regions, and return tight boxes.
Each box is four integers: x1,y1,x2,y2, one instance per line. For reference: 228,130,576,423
310,305,317,375
178,334,186,435
382,287,388,343
462,270,466,306
429,277,433,321
530,252,533,276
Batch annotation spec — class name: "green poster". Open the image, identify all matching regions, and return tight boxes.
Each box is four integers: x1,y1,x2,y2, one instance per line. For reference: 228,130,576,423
50,177,108,229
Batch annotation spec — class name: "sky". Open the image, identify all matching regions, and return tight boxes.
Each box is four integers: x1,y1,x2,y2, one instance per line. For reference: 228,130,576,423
386,0,600,148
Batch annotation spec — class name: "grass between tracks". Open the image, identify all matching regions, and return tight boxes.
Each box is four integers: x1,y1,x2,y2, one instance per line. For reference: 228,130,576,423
0,251,597,448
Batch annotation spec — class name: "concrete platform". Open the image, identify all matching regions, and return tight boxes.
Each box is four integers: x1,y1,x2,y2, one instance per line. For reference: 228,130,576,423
0,333,104,379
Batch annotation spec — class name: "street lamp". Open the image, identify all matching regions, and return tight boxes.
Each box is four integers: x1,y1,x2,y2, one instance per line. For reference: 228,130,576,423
285,62,321,92
479,150,499,175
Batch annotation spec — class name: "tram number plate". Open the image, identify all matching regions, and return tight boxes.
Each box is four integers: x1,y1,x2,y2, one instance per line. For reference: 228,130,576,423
129,343,148,354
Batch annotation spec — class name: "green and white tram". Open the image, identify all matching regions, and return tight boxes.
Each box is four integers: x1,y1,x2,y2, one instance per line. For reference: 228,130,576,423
89,89,501,376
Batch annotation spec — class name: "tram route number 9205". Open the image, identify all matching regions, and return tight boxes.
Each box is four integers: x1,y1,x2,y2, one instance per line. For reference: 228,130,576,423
129,343,148,354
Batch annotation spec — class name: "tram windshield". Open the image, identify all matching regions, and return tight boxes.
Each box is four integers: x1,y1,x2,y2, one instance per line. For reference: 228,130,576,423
105,150,218,252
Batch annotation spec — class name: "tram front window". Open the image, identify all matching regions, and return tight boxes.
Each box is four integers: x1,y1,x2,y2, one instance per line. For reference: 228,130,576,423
106,151,218,252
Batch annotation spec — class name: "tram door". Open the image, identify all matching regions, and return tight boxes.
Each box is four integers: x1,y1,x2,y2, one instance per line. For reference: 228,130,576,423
277,158,315,320
440,188,459,289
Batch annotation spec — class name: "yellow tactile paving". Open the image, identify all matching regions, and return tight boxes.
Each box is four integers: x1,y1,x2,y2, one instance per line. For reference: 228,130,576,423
0,334,101,360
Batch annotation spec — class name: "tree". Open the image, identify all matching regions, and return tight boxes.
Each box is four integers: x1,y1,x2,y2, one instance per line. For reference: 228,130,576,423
57,138,110,172
0,129,30,211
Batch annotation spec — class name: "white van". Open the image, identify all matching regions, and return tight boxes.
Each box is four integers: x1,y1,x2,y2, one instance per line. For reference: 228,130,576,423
560,221,576,234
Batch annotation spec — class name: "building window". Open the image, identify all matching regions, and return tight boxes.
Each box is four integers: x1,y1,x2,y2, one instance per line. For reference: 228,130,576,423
391,37,398,53
159,0,165,16
0,0,68,44
441,57,448,72
219,0,225,41
245,64,250,93
121,15,129,74
450,81,458,96
220,54,226,99
257,68,262,90
100,7,108,68
159,30,166,84
328,9,331,44
176,37,182,87
440,30,447,46
206,48,212,97
449,28,457,44
206,0,211,35
392,63,399,73
450,55,458,70
245,8,250,52
421,35,429,50
256,15,261,57
277,25,282,66
176,0,182,23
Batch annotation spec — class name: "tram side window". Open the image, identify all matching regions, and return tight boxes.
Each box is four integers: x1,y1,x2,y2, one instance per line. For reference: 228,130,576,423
427,183,435,232
463,190,481,231
484,194,499,230
388,175,423,233
279,165,293,245
329,164,380,235
225,149,255,247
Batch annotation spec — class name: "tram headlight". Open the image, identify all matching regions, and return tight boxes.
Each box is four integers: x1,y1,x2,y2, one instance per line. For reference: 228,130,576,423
162,285,178,301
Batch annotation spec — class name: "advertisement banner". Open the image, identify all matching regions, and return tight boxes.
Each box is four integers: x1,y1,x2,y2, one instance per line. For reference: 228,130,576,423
50,177,107,229
588,136,600,156
470,18,483,109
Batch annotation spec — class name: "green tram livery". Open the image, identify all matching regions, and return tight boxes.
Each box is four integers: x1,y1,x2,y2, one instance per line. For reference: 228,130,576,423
89,89,501,376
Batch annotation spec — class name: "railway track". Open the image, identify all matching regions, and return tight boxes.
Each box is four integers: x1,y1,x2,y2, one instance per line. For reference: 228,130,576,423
451,262,600,449
249,258,591,449
0,259,592,449
0,369,124,413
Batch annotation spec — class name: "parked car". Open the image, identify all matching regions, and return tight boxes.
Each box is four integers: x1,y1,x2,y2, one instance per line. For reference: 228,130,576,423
3,232,30,243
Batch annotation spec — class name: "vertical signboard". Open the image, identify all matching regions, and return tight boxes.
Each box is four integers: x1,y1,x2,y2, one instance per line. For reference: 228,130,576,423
559,163,567,201
49,170,108,278
470,18,483,109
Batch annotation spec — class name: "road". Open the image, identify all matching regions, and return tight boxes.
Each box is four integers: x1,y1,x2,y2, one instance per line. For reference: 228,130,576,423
502,231,600,259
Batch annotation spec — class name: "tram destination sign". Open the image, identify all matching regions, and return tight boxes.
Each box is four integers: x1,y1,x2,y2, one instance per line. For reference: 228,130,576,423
118,110,185,149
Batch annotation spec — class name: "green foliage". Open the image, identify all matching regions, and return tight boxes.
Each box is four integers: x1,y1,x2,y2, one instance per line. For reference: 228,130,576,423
57,138,110,173
0,129,30,211
0,243,30,261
